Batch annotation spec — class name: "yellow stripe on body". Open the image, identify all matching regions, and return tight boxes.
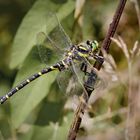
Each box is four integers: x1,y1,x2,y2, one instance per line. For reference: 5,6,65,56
68,52,72,56
27,79,30,83
50,66,57,70
62,60,68,68
6,94,9,99
61,60,66,65
73,59,79,63
38,72,42,75
78,52,88,57
79,46,87,51
16,87,19,90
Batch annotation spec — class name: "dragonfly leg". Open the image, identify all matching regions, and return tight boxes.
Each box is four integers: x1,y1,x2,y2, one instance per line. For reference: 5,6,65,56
94,54,104,66
80,62,87,74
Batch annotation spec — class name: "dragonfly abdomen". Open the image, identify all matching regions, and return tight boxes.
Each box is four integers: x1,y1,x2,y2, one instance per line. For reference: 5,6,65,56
0,66,59,104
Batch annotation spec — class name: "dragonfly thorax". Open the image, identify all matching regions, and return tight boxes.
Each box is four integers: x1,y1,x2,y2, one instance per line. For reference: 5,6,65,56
61,40,99,69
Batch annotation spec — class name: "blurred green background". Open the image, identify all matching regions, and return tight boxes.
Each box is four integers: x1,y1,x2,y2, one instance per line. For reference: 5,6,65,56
0,0,140,140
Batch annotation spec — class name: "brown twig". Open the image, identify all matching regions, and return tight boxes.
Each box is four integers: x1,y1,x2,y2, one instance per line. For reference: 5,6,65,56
94,0,128,70
68,0,127,140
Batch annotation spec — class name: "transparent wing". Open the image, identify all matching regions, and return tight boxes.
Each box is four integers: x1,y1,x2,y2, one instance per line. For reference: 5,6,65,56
36,12,72,65
57,59,107,97
56,63,85,97
45,13,72,50
36,32,62,65
72,61,107,93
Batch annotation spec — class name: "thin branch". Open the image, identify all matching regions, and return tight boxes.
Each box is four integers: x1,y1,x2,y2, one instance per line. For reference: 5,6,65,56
94,0,128,70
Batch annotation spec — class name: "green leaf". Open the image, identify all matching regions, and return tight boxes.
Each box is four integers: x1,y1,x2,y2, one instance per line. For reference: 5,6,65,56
10,46,58,129
10,0,75,69
19,113,73,140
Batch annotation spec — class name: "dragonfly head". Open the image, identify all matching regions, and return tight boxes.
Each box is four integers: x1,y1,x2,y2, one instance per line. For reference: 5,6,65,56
86,40,99,53
77,40,99,59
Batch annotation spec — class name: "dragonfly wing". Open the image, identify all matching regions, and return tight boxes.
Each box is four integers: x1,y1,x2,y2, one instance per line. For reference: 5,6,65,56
36,12,72,65
57,60,91,98
94,76,107,90
45,13,72,51
36,32,62,65
57,57,106,99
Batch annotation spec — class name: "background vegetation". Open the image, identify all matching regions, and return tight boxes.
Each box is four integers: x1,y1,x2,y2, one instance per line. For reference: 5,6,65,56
0,0,140,140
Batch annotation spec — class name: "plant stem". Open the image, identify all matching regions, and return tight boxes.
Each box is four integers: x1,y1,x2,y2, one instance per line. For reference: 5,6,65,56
125,60,136,140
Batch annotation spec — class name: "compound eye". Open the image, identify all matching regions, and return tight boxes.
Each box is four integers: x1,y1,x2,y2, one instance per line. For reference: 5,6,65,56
91,40,99,51
93,40,98,46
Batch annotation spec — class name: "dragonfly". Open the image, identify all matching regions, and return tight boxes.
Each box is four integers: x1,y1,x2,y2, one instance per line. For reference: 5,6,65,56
0,13,103,104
